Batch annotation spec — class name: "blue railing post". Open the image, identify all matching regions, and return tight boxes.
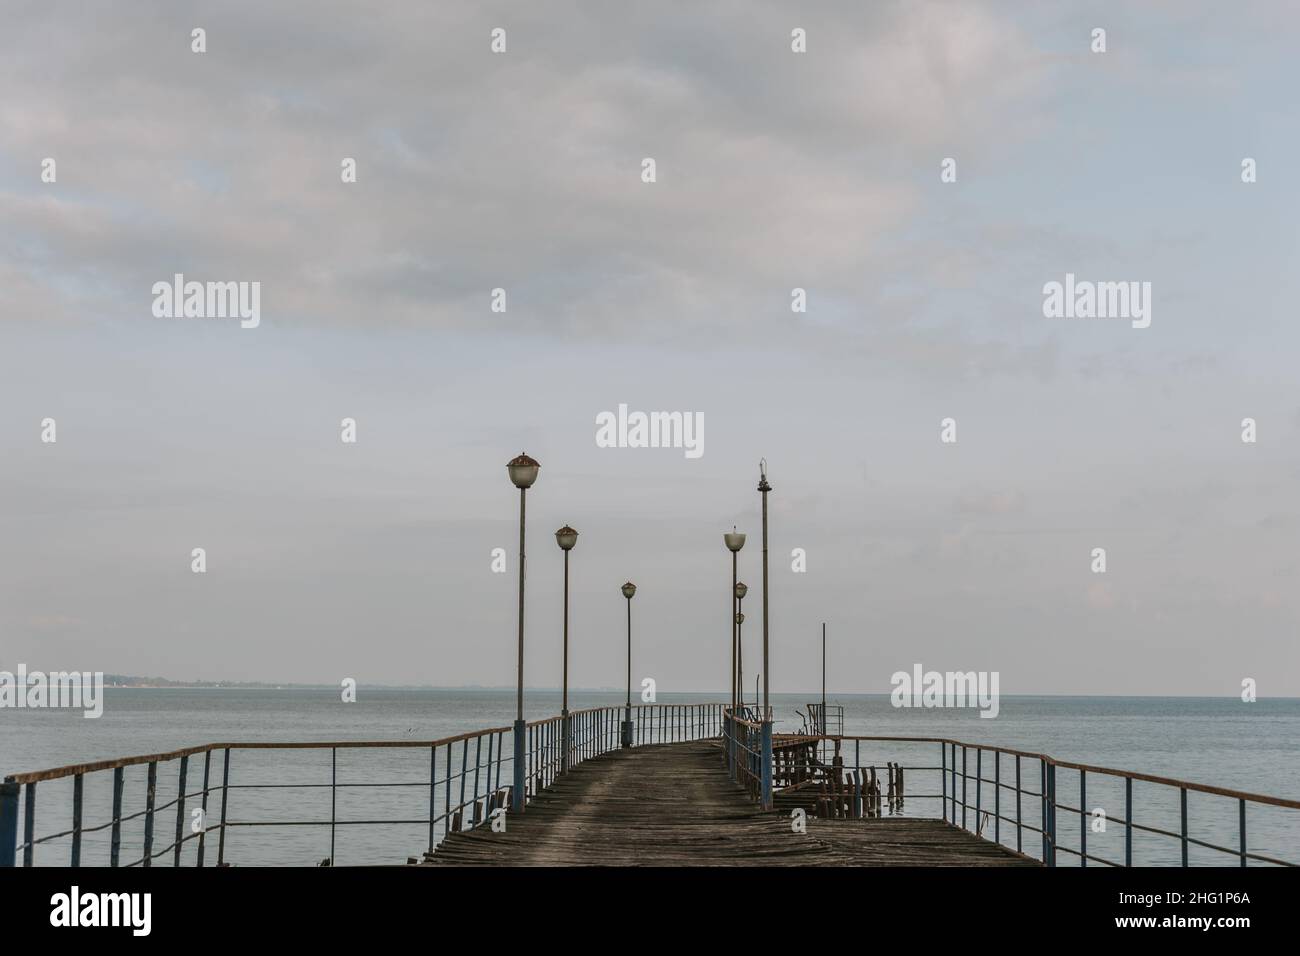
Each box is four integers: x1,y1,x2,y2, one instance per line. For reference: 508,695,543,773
512,718,526,813
0,781,18,867
760,721,773,810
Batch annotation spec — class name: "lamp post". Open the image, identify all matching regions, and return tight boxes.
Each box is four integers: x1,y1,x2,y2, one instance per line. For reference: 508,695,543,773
555,525,578,772
758,460,771,718
723,529,746,712
734,581,747,714
621,581,637,747
757,459,773,809
507,453,539,813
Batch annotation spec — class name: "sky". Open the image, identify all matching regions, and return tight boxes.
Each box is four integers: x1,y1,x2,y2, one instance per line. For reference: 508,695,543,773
1,1,1298,697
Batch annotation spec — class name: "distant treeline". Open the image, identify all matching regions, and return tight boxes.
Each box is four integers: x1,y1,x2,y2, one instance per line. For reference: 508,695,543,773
102,675,309,688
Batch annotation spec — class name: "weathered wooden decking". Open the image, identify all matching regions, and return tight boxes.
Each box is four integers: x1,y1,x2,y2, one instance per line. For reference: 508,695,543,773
426,741,1037,866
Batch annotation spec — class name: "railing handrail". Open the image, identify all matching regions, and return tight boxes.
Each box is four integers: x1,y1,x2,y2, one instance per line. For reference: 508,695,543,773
4,731,517,785
5,702,729,785
4,702,729,868
797,735,1300,811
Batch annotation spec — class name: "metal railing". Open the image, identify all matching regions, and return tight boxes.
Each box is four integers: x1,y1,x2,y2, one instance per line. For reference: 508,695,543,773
759,734,1300,867
801,703,844,737
721,707,773,807
1,702,725,867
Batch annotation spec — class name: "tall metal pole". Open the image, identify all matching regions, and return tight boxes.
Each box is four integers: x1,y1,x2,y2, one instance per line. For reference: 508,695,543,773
561,546,570,772
759,465,771,717
623,596,632,747
731,550,738,711
758,461,773,809
822,622,826,734
513,485,526,812
737,599,744,710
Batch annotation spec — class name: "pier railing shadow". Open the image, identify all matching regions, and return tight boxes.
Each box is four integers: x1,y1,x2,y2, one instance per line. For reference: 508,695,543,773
1,703,725,867
718,720,1300,867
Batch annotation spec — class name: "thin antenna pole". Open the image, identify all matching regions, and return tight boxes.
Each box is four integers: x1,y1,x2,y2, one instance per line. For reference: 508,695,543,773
822,622,826,734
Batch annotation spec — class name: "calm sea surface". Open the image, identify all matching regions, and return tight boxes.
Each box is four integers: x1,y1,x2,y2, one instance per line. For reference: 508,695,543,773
3,690,1296,867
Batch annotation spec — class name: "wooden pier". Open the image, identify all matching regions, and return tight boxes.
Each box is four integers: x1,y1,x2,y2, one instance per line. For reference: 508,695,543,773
425,741,1034,866
8,702,1295,867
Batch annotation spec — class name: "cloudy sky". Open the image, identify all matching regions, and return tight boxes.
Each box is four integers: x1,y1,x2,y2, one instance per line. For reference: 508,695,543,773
2,1,1297,696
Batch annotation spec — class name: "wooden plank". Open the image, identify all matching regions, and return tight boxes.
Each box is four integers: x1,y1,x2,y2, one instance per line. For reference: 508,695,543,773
425,741,1037,867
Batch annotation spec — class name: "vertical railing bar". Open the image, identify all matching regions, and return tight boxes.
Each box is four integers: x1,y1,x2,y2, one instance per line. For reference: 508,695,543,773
1079,769,1087,867
196,750,211,868
71,774,84,867
22,783,35,867
1047,763,1056,867
474,735,484,826
441,743,452,832
1180,787,1188,867
0,781,18,868
330,747,337,865
1125,776,1133,867
855,739,861,817
443,741,451,836
994,751,1000,846
173,755,188,867
1238,798,1246,868
1015,755,1021,854
216,748,230,867
975,748,982,834
492,732,501,800
142,761,156,868
458,738,468,826
951,743,957,822
961,746,967,830
434,749,444,853
941,743,947,824
1040,760,1047,863
110,767,124,867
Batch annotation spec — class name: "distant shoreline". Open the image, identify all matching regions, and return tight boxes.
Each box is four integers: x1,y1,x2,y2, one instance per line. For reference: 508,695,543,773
92,685,1299,699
